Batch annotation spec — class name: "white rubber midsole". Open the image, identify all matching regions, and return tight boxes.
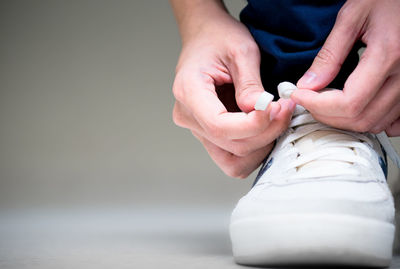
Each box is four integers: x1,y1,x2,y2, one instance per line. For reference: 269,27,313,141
230,214,395,267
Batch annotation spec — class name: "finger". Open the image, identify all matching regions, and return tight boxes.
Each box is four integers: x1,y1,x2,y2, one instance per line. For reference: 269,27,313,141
187,99,293,157
172,101,204,133
290,88,344,116
182,72,283,140
229,98,294,156
386,118,400,137
297,1,366,90
226,42,267,113
292,45,389,118
197,98,293,157
297,75,400,132
193,130,274,179
372,102,400,134
365,76,400,133
309,100,400,134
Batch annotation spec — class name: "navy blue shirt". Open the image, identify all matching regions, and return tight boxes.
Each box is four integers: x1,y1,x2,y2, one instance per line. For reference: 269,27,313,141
240,0,362,97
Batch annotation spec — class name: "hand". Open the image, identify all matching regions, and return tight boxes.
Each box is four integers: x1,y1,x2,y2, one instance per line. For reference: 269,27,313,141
171,1,295,178
291,0,400,136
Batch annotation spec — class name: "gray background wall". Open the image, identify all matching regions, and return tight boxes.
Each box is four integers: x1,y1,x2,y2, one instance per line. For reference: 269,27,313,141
0,0,253,211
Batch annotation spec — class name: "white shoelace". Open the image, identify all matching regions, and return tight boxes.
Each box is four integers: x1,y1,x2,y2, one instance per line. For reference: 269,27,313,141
376,132,400,168
276,82,400,171
281,107,374,176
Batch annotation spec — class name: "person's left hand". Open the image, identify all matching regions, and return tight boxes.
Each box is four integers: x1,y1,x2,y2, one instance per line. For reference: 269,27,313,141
291,0,400,136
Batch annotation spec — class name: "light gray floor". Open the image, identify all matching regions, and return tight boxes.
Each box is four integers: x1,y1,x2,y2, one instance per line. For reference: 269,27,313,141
0,207,399,269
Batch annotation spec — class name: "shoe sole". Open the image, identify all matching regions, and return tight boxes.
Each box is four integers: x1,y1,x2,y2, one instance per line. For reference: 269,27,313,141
230,213,395,267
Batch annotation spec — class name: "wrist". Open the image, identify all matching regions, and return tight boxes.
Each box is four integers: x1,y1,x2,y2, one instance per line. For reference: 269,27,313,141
170,0,232,45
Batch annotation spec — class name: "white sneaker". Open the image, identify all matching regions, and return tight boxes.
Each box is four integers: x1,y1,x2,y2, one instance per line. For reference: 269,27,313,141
230,83,398,267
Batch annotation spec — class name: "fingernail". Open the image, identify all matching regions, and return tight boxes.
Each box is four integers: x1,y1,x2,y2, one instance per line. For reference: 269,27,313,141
269,103,280,121
298,71,317,87
288,100,296,112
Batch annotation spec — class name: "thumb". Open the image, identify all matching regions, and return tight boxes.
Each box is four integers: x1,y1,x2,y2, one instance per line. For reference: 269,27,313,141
227,44,266,113
297,5,364,90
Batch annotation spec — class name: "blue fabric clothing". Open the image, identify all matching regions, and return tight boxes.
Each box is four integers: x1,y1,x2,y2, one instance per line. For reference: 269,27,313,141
240,0,363,98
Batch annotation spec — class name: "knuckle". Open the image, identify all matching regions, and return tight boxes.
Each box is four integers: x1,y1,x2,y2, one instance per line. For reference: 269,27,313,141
345,106,360,118
334,1,366,42
385,126,397,137
229,41,259,59
172,104,185,128
224,164,247,179
172,80,184,102
385,40,400,71
239,79,260,90
205,122,224,139
353,118,374,133
316,46,340,66
218,153,248,179
336,2,356,23
336,1,365,29
344,99,363,118
236,79,261,98
245,41,259,55
172,71,191,102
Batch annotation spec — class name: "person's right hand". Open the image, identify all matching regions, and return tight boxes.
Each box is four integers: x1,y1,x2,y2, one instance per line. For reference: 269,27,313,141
171,5,295,178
